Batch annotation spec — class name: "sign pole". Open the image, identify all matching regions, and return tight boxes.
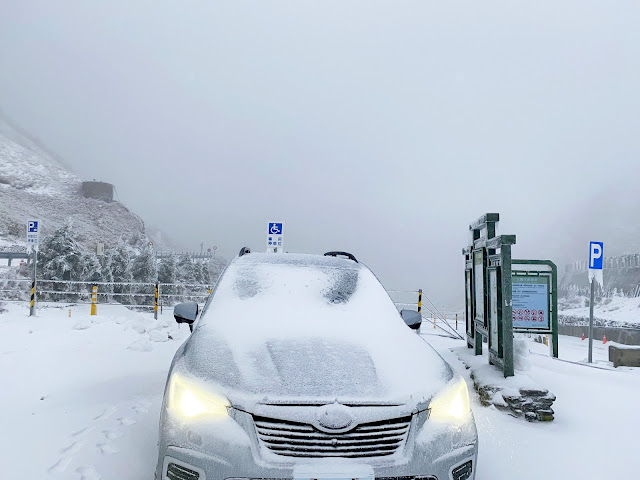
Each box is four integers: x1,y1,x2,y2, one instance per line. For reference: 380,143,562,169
587,241,603,364
588,278,595,363
27,219,40,316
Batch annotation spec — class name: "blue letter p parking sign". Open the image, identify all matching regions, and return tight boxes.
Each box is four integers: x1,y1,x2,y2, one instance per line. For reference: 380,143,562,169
589,242,603,270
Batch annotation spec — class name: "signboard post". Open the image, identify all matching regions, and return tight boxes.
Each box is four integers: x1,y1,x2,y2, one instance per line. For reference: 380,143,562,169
266,222,284,253
27,220,40,317
588,241,604,363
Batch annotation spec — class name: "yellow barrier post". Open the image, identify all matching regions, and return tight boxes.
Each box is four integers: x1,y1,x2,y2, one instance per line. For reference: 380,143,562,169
90,285,97,315
417,289,422,314
154,283,159,320
29,246,37,317
433,314,436,329
29,280,36,316
68,309,71,318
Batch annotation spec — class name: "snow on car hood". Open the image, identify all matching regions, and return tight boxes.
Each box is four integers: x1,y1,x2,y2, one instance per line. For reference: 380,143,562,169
177,253,453,407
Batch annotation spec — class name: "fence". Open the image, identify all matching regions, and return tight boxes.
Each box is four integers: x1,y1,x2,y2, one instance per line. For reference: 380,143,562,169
1,280,464,337
0,278,212,310
387,289,464,339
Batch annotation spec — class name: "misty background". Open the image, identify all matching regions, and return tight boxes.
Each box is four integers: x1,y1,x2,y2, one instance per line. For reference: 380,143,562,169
1,0,639,307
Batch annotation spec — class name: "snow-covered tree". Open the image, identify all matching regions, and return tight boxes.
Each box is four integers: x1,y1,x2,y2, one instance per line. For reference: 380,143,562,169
158,254,177,298
131,246,157,305
37,224,83,301
111,239,133,305
158,255,177,284
38,224,83,281
98,250,114,301
81,253,102,283
79,252,103,300
208,256,227,285
177,254,196,285
131,247,157,283
194,261,210,285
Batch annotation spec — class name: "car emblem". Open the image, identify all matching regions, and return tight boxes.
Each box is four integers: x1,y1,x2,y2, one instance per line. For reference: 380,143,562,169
315,402,354,432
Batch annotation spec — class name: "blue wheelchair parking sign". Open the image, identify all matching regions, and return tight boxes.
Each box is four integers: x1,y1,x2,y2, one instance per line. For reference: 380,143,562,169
269,223,282,235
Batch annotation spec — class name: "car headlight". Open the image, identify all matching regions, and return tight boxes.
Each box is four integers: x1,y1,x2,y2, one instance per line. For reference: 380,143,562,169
429,377,471,421
168,374,230,419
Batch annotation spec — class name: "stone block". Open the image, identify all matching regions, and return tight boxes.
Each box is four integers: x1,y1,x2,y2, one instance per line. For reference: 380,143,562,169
609,345,640,368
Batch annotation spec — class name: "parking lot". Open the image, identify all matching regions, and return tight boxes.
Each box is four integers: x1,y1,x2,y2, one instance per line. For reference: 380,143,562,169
1,303,638,479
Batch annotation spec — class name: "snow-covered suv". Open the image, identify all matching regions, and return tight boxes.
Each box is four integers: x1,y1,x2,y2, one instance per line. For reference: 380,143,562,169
156,250,478,480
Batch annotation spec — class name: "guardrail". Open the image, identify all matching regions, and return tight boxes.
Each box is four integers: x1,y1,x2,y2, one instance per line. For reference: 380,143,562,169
0,278,211,309
1,280,464,338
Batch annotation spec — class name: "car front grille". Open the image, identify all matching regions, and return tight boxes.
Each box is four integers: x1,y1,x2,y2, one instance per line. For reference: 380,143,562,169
166,462,200,480
253,415,411,458
452,460,473,480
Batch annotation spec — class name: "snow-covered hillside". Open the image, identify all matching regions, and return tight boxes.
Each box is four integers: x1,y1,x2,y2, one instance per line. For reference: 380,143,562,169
560,293,640,327
0,115,172,251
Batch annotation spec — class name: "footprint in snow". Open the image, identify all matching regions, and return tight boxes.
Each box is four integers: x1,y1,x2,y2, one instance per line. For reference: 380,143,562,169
71,426,95,437
102,428,123,440
117,416,136,426
96,441,119,455
131,403,149,414
92,406,116,421
49,398,150,477
48,456,72,473
75,465,101,480
60,440,83,455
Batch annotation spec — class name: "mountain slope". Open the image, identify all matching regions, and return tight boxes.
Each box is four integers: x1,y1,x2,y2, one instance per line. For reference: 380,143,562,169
0,116,167,251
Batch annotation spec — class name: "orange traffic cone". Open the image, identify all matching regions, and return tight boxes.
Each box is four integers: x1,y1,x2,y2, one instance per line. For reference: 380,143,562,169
581,332,585,340
603,335,607,344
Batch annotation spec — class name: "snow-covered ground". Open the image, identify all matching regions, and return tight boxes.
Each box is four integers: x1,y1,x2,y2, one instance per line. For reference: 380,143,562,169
1,303,639,479
0,303,191,480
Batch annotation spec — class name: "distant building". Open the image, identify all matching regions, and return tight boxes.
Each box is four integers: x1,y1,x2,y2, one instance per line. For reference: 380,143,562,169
82,180,114,202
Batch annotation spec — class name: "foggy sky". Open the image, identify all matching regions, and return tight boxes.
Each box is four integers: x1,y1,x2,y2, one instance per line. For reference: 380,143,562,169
2,1,639,308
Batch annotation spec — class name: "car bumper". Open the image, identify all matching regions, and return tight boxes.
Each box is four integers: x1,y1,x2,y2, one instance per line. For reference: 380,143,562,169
155,409,478,480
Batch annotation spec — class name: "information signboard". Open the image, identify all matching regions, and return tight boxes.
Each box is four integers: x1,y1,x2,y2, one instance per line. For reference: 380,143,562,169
465,269,473,336
473,249,485,325
512,275,550,330
489,269,499,352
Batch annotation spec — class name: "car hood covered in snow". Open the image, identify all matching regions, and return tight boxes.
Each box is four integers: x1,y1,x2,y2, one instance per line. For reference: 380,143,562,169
174,253,453,408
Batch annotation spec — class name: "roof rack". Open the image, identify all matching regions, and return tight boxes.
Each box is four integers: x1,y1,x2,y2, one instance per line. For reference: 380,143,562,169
324,251,358,263
238,246,251,257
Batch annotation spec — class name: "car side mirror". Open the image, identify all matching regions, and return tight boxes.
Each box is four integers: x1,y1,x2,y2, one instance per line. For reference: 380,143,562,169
400,309,422,330
174,302,199,332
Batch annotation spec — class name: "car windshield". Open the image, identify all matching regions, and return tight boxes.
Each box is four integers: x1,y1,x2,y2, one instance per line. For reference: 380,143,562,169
200,253,399,334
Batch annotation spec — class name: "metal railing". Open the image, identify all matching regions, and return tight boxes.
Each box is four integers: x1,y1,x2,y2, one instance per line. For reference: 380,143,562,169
0,278,211,309
1,279,464,338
